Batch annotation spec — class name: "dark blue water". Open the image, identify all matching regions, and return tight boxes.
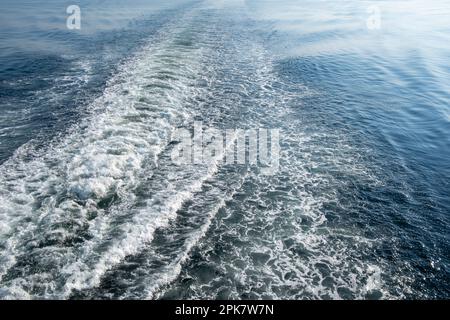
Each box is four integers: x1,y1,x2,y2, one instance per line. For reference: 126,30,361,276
0,0,449,299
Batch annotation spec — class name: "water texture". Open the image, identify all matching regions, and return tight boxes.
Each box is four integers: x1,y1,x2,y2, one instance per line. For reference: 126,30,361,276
0,0,449,299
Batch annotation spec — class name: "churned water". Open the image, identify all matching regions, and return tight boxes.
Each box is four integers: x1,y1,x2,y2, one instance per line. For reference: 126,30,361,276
0,0,449,299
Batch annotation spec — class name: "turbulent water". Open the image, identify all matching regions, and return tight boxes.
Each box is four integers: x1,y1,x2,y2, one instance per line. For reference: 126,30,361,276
0,0,449,299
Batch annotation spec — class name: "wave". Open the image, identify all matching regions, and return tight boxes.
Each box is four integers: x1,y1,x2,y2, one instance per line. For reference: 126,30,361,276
0,7,216,299
0,1,399,300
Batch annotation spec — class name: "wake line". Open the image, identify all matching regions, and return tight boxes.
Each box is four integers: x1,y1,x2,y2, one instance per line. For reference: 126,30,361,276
0,7,214,299
64,134,238,297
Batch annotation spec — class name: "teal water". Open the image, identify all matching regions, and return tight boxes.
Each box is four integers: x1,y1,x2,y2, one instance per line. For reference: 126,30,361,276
0,0,449,299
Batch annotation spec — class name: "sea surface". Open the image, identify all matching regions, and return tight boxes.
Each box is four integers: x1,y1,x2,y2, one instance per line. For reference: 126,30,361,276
0,0,449,299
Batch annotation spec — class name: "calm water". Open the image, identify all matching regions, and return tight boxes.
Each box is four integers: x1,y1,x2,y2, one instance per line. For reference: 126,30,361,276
0,0,449,299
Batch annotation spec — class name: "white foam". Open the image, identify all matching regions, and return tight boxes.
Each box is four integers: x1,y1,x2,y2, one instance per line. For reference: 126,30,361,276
0,8,213,298
149,28,394,300
0,3,398,300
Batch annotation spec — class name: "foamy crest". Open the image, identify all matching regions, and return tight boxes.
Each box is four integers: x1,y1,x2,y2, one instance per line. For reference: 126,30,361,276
0,8,214,298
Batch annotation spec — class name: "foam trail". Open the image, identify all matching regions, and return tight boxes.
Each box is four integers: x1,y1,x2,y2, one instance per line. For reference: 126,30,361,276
62,142,228,296
0,7,214,298
0,1,399,300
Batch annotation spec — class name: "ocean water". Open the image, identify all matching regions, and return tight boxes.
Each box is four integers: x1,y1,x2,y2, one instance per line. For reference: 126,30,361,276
0,0,449,299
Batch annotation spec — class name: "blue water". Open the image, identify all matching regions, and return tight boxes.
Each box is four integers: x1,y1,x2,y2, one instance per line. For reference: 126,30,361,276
0,0,449,299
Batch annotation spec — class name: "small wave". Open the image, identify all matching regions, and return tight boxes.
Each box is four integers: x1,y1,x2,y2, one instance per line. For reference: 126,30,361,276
0,7,216,298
